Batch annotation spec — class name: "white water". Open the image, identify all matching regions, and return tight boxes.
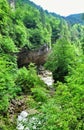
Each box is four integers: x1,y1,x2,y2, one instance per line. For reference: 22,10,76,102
38,67,54,87
17,67,54,130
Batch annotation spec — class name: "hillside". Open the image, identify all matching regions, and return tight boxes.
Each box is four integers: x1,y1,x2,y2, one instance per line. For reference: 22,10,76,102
65,13,84,25
0,0,84,130
23,0,84,25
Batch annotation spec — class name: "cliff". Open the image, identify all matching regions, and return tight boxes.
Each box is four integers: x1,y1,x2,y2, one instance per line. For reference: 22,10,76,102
17,44,50,67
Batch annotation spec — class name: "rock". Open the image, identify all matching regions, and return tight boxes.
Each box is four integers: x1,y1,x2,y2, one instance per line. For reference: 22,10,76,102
17,115,27,122
17,115,23,122
20,111,28,118
11,99,16,105
38,67,54,87
8,98,27,115
17,123,24,130
17,44,50,67
17,110,41,130
17,111,29,130
17,102,22,106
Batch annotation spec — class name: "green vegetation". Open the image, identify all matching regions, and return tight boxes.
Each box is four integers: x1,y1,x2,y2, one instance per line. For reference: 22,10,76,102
0,0,84,129
65,13,84,25
45,38,76,82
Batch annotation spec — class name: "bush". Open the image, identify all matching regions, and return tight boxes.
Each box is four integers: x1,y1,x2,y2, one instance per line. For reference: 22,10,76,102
0,56,19,112
16,63,45,93
31,86,49,102
0,35,18,53
38,80,84,130
45,38,76,82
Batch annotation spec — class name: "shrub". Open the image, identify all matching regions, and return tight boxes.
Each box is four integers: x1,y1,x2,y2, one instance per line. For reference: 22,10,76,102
31,86,49,102
45,38,76,82
16,63,45,93
0,35,18,53
0,56,19,112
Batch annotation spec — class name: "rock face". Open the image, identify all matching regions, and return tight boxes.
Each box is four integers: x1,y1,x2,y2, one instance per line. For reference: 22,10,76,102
17,44,50,67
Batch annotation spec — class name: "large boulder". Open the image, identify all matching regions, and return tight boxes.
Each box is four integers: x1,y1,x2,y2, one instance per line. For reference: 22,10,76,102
17,44,50,67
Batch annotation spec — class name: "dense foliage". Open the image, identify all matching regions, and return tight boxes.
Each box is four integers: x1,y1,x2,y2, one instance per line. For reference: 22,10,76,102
45,38,76,82
0,0,84,129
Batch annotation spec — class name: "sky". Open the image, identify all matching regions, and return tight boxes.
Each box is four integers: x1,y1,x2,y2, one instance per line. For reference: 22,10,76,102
30,0,84,16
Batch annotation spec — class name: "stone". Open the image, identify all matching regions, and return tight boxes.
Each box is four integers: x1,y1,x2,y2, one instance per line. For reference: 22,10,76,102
17,111,29,130
38,69,54,87
17,110,41,130
20,111,28,118
17,44,50,67
11,99,16,105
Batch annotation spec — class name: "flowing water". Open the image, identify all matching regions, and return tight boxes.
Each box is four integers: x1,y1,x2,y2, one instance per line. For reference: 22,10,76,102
38,66,54,87
17,66,54,130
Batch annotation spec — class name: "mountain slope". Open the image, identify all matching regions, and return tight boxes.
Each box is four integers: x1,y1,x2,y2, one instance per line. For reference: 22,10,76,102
65,13,84,25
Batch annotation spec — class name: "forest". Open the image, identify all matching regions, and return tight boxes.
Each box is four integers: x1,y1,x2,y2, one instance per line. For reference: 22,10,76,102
0,0,84,129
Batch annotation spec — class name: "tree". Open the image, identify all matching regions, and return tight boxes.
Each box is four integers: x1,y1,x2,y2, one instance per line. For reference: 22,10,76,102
0,56,19,112
59,19,71,40
45,38,76,82
40,8,46,28
0,35,17,53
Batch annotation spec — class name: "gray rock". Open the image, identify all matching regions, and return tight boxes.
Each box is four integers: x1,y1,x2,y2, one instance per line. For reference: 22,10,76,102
20,111,28,118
